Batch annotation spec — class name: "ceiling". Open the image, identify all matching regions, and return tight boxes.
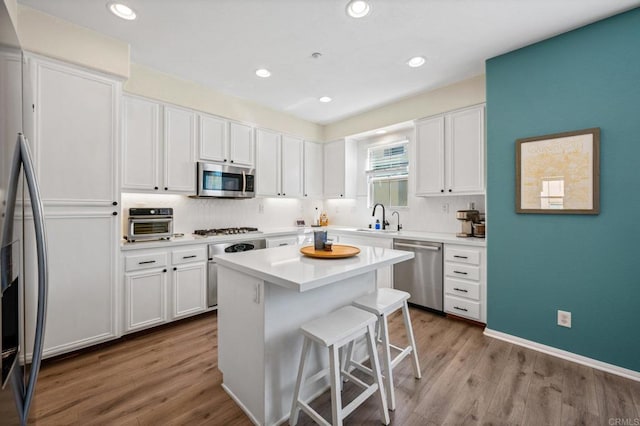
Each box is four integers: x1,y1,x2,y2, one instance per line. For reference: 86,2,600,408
18,0,640,125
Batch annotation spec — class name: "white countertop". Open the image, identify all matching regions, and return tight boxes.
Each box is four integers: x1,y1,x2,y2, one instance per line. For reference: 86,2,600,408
212,244,414,292
120,225,485,251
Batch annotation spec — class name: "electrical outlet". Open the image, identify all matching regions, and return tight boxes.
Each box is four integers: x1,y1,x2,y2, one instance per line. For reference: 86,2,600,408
258,203,264,214
441,203,449,213
557,310,572,328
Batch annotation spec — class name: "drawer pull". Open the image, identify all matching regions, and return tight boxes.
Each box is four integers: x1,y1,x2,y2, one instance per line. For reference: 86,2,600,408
453,287,468,293
182,255,197,259
453,270,468,275
454,306,468,312
138,260,156,265
453,255,468,259
279,243,288,246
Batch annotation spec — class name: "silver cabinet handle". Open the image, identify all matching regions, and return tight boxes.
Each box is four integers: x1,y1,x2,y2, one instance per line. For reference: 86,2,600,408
394,242,440,251
2,134,48,423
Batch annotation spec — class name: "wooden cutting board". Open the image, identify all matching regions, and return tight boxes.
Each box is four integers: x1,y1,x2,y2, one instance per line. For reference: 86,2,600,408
299,245,360,259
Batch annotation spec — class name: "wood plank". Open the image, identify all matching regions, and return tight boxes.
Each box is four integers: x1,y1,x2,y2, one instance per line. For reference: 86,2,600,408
473,337,512,384
593,369,640,423
560,361,600,426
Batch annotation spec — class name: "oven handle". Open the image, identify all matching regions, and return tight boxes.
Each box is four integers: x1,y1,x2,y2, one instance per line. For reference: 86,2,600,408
394,242,440,251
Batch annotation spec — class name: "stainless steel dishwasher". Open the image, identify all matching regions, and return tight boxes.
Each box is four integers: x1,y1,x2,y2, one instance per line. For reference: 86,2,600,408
393,239,443,312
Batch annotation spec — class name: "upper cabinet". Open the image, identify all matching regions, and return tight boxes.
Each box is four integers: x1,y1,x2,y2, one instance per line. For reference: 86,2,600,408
323,139,357,199
255,129,303,198
198,115,254,168
415,104,485,196
121,96,196,194
303,141,323,198
32,58,119,205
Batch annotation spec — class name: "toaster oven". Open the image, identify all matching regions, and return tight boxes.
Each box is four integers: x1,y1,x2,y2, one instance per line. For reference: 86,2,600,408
126,208,173,242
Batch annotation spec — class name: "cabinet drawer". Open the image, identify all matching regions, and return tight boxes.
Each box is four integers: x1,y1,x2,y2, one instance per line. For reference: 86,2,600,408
445,278,480,301
172,247,207,265
445,263,480,281
445,295,481,320
125,252,168,272
445,247,480,265
266,236,298,248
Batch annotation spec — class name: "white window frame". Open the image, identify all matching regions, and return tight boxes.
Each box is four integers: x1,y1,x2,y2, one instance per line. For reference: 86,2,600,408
366,139,409,208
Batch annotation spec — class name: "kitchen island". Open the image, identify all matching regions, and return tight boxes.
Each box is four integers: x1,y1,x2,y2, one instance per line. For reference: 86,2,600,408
213,244,414,426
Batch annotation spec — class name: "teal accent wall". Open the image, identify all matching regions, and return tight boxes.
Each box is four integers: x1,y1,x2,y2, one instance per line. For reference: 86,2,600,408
486,8,640,372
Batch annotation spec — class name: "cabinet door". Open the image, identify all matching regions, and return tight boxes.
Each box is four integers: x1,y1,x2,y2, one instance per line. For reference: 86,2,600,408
172,263,207,319
415,115,445,195
122,96,160,191
198,113,228,163
323,140,345,198
164,105,196,193
125,268,168,332
33,59,118,206
303,141,323,198
24,212,118,358
281,135,304,198
229,121,254,167
256,128,280,196
446,105,485,194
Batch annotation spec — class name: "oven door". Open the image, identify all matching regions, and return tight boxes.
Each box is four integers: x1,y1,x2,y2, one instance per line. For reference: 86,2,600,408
128,217,173,241
197,162,255,198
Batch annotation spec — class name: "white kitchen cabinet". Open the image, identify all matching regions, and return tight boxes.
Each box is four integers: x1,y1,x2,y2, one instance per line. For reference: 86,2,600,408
332,233,393,289
32,57,119,206
323,139,357,199
164,105,196,193
171,246,207,320
303,141,323,198
415,104,485,196
256,129,303,197
122,95,160,191
122,96,196,194
229,121,255,167
123,250,168,333
23,212,120,358
24,56,122,359
444,244,486,323
198,115,255,167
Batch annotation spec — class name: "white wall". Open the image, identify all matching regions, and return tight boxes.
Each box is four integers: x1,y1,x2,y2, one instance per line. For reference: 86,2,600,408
323,75,485,141
324,127,485,234
121,193,325,235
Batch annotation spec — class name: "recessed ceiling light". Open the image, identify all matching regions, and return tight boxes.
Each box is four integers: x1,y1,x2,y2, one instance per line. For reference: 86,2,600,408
406,56,426,68
255,69,271,78
107,2,137,20
319,96,332,103
375,130,387,135
346,0,371,18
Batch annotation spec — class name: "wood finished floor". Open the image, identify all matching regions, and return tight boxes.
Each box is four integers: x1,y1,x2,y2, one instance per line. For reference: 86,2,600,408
30,309,640,425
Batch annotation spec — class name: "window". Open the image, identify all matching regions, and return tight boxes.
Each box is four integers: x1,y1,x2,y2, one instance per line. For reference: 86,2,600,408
367,140,409,207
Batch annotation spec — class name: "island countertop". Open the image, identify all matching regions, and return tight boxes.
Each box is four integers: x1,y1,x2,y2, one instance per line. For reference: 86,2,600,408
212,244,414,292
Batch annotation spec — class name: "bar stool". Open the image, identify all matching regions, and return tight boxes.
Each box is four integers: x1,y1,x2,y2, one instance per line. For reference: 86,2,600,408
350,288,421,411
290,306,390,426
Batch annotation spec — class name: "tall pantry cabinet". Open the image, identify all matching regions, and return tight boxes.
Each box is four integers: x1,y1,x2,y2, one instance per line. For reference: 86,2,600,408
24,56,121,358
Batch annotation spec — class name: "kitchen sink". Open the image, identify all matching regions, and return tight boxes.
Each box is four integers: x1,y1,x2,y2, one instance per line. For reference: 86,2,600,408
355,228,399,234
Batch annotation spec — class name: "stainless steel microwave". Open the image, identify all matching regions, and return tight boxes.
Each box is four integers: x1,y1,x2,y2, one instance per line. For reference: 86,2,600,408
196,162,255,198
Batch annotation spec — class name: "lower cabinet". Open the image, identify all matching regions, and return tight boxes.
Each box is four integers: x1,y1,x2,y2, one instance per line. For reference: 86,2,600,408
123,245,207,334
443,244,486,323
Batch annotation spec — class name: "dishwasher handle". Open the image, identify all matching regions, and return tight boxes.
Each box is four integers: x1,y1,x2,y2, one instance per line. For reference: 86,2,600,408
394,242,441,251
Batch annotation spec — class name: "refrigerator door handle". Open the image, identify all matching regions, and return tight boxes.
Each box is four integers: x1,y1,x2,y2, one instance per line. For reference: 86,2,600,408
3,134,48,425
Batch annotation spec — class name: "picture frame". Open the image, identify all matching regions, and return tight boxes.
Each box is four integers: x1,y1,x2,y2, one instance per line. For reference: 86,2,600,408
516,127,600,214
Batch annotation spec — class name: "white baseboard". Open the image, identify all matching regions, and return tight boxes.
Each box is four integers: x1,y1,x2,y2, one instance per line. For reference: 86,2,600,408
221,383,261,426
484,328,640,382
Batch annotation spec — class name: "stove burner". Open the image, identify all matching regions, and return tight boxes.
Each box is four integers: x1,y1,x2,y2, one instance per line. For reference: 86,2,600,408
194,227,260,236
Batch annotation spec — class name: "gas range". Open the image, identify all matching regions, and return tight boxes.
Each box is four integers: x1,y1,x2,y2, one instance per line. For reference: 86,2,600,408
193,227,261,237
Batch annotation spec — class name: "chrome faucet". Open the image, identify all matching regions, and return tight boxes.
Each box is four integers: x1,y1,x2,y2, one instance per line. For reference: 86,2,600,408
392,211,402,232
372,203,389,230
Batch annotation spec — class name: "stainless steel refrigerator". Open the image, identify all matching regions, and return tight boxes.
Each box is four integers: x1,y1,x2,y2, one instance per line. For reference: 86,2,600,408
1,2,49,425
